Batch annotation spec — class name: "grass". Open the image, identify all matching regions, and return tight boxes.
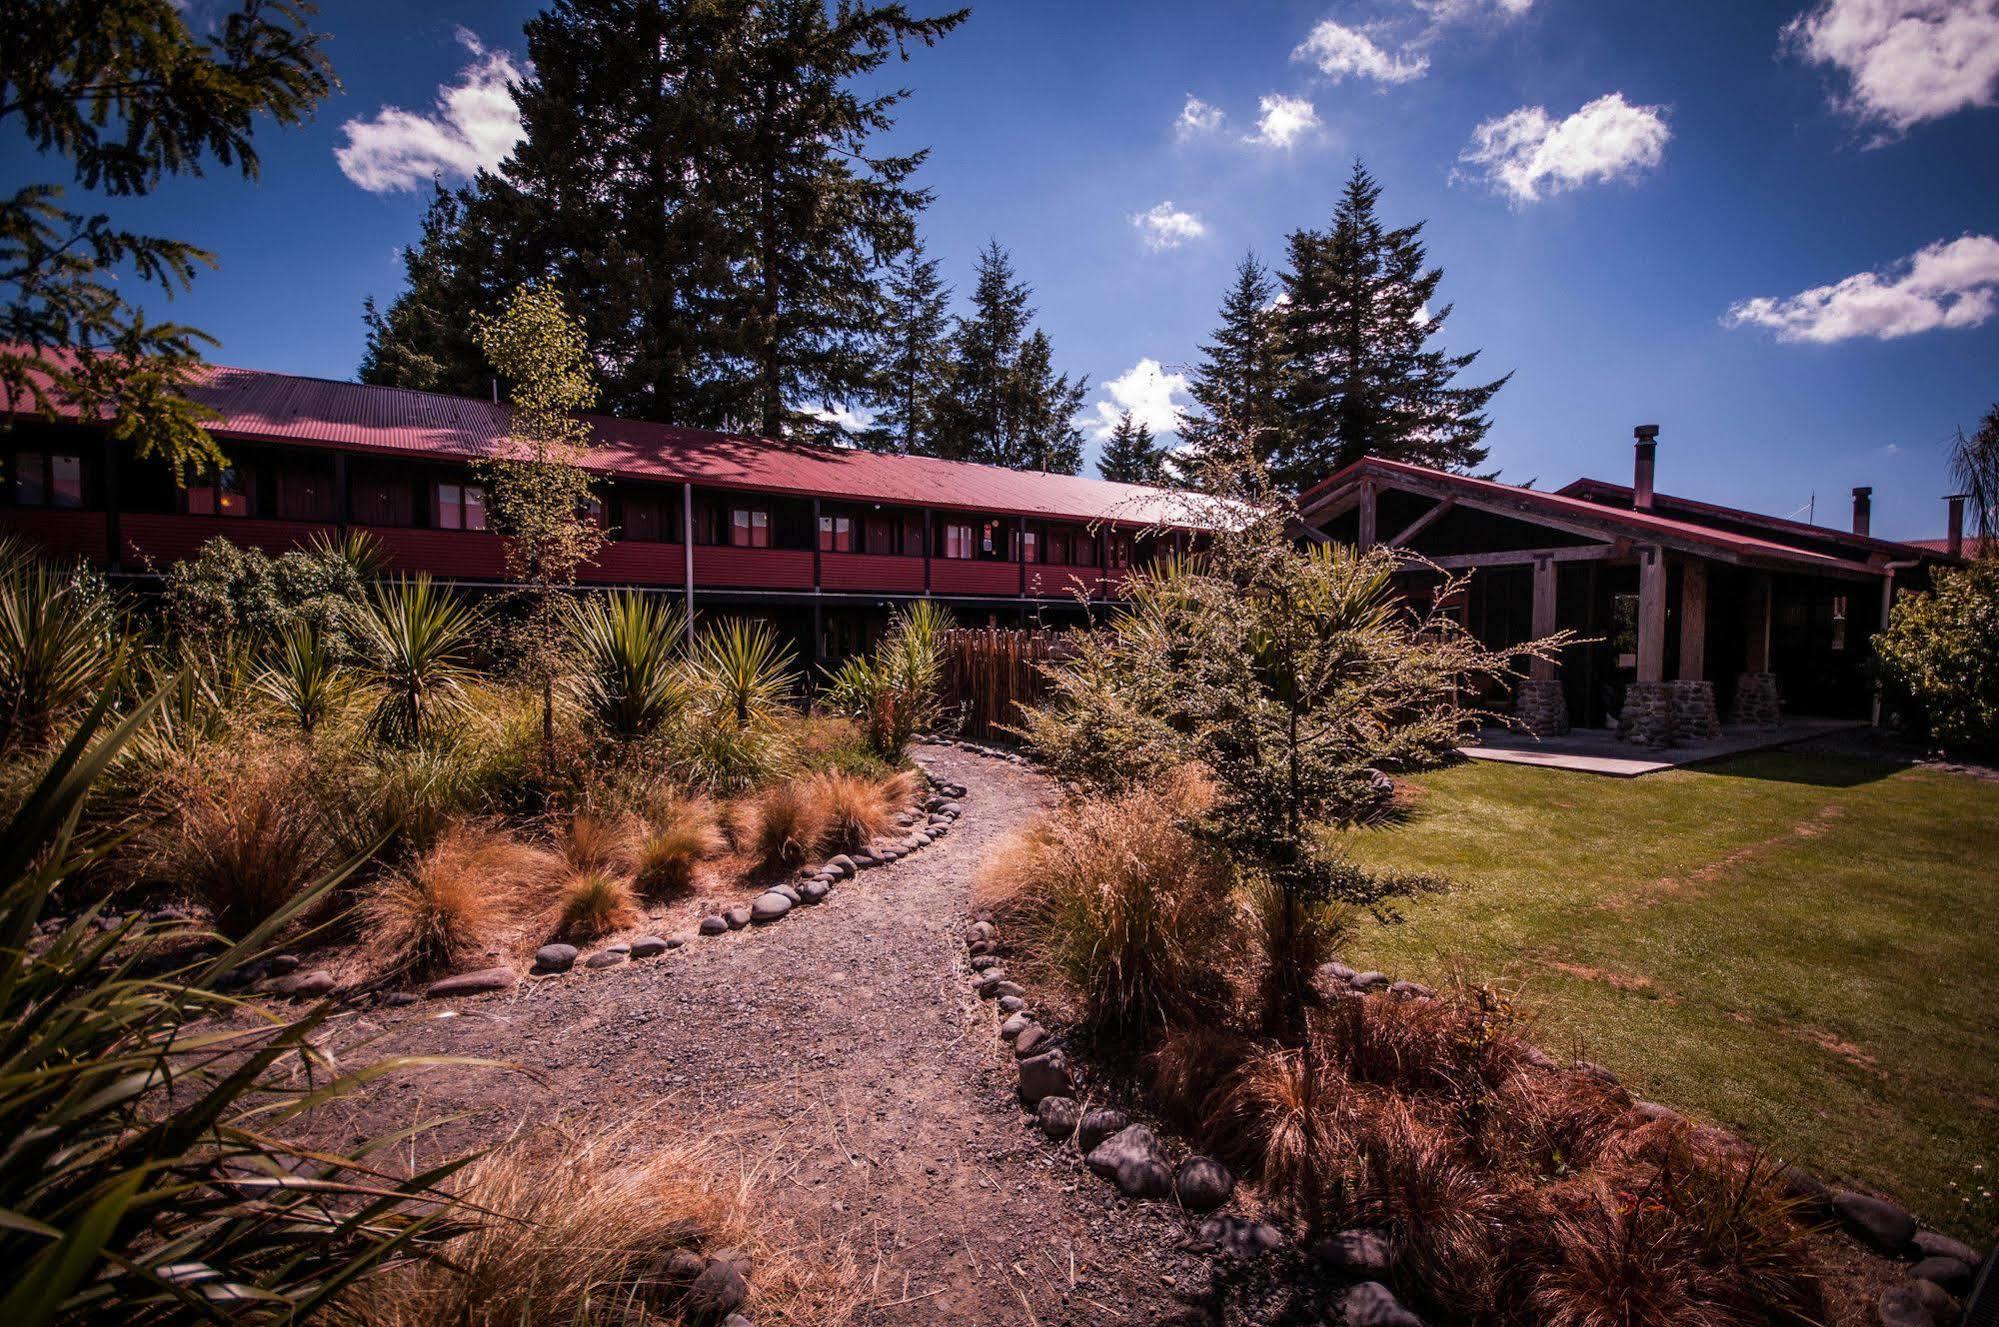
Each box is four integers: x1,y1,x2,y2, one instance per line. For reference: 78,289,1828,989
1335,747,1999,1239
362,823,561,975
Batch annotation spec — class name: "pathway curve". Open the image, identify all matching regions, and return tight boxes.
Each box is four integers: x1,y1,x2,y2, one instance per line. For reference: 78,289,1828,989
318,747,1213,1327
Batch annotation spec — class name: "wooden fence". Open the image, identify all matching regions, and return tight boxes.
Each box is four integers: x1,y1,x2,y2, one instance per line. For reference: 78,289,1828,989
937,628,1070,742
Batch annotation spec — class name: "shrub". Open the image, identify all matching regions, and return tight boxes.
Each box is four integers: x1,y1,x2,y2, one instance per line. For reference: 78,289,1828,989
557,869,637,939
143,739,341,936
975,771,1240,1040
666,708,792,794
162,532,379,652
569,590,687,740
0,689,466,1326
354,573,484,747
810,770,893,853
750,780,830,868
790,714,897,781
256,618,352,735
0,553,119,753
626,790,724,894
1874,554,1999,754
688,617,800,727
361,822,560,975
818,600,950,758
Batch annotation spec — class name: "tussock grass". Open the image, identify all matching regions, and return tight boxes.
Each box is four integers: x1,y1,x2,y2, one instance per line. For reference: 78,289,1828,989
342,1128,861,1327
808,770,892,853
557,869,638,940
975,768,1240,1038
749,780,830,868
360,822,561,975
625,791,725,895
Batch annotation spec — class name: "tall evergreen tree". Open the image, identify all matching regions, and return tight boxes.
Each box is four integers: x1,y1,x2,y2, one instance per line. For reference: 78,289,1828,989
860,241,953,454
1271,161,1507,489
360,185,494,394
1176,252,1285,482
358,0,966,438
935,241,1087,474
1098,410,1166,485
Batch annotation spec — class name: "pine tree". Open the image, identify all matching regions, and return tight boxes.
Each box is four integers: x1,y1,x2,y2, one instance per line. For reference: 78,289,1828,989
359,185,494,394
357,0,966,436
935,242,1087,474
1098,411,1166,485
1177,252,1285,482
860,242,953,454
1271,161,1507,489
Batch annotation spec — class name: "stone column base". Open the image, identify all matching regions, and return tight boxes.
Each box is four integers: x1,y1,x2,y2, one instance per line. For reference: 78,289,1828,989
1731,672,1782,727
1618,680,1675,747
1515,678,1570,737
1669,679,1721,743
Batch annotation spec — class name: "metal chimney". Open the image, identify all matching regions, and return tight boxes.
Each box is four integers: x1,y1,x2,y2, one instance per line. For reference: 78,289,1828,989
1945,493,1967,558
1851,486,1872,538
1633,425,1659,511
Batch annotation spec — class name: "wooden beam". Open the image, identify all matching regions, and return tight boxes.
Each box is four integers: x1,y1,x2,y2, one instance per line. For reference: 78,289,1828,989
1386,497,1455,549
1530,555,1559,682
1356,480,1378,551
681,481,696,649
1636,544,1667,683
1678,556,1708,681
1744,572,1772,673
1421,543,1617,570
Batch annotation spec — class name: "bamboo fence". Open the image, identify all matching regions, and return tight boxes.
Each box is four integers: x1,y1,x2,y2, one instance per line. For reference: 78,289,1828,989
937,628,1069,742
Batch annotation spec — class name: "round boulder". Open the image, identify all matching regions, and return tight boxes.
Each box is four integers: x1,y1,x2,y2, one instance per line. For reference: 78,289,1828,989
1035,1094,1081,1141
1190,1215,1282,1258
1343,1281,1425,1327
1876,1286,1933,1327
1833,1190,1917,1256
585,950,626,970
1084,1124,1172,1200
749,892,793,924
800,879,830,903
699,914,729,936
1077,1107,1128,1156
999,1012,1031,1040
1016,1050,1072,1105
533,943,579,973
1913,1231,1979,1265
424,966,517,999
1908,1256,1972,1296
1173,1157,1235,1211
683,1257,748,1319
1316,1228,1396,1276
629,936,669,959
723,906,751,930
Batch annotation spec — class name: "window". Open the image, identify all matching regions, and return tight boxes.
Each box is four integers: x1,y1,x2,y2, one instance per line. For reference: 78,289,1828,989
11,452,83,509
1073,531,1097,567
1046,529,1071,566
865,515,895,555
817,514,853,552
1107,532,1132,569
436,482,487,531
1013,526,1039,563
1830,595,1848,652
730,506,769,548
943,522,973,559
980,519,1002,558
187,466,251,518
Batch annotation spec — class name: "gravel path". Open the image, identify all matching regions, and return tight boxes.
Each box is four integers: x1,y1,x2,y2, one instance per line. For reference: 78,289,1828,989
315,747,1214,1327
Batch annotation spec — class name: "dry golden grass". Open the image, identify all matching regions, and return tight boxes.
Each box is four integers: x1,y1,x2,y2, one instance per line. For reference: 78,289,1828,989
360,823,562,976
341,1127,861,1327
748,780,830,868
879,766,925,808
975,768,1239,1038
143,740,340,937
561,812,629,874
557,869,638,940
626,791,725,895
808,770,892,853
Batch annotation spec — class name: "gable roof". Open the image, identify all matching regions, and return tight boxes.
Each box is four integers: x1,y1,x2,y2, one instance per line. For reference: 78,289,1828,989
1555,476,1929,562
1298,456,1948,577
3,353,1204,529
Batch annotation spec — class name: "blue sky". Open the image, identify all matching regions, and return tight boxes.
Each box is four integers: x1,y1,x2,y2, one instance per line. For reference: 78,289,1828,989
8,0,1997,539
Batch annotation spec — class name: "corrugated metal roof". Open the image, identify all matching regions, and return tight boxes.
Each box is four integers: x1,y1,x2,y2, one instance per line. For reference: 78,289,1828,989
1554,476,1944,561
7,353,1205,528
1298,456,1914,571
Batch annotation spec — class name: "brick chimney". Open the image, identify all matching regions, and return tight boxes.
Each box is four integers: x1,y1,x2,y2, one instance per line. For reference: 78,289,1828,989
1633,425,1659,511
1851,486,1872,537
1946,493,1967,558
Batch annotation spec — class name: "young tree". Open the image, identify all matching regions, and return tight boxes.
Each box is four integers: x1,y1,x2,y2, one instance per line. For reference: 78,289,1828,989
1272,161,1508,489
474,284,605,759
359,0,966,439
1098,410,1167,485
0,0,333,476
1949,402,1999,544
860,242,953,455
1177,253,1285,480
936,241,1087,473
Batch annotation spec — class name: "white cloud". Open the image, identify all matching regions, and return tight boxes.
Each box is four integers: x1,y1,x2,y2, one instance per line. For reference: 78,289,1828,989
1243,93,1322,148
1416,0,1534,20
1457,92,1670,204
1176,94,1225,138
1784,0,1999,136
807,402,876,434
1292,19,1430,84
1084,359,1192,439
1724,234,1999,343
336,29,523,193
1131,201,1208,252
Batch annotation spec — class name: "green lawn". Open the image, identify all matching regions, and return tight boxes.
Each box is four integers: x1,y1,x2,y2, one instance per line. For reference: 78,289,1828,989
1337,748,1999,1238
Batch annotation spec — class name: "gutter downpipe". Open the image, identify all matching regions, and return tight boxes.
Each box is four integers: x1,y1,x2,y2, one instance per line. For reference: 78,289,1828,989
1872,559,1920,727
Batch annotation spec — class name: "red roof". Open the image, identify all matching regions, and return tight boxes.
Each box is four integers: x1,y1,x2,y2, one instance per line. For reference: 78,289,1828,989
1555,476,1932,561
1298,455,1946,573
5,354,1204,529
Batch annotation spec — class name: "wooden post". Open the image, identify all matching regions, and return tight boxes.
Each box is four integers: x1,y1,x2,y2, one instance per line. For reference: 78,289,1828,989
1678,557,1708,681
812,600,824,667
922,508,933,594
1530,555,1558,682
1744,573,1772,673
1636,545,1667,683
100,438,120,571
681,482,696,649
334,451,350,538
1017,517,1027,598
811,496,822,590
1356,480,1378,551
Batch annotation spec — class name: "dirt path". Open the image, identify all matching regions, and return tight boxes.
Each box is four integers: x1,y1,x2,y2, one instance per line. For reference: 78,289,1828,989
315,747,1211,1326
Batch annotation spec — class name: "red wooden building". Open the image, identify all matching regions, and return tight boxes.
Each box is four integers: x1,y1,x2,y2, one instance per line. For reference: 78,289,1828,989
1,360,1205,662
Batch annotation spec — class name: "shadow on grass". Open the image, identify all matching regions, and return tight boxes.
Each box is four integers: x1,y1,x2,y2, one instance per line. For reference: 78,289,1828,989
1684,749,1910,790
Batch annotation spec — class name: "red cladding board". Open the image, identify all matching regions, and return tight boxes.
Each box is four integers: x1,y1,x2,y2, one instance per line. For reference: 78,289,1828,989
820,552,925,592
